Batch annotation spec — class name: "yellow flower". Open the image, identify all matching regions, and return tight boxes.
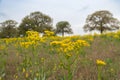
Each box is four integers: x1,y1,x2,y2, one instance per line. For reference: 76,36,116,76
110,68,114,72
36,73,39,77
20,41,36,48
66,53,72,58
96,59,106,66
25,72,29,78
44,30,54,37
41,58,45,62
0,46,5,50
30,70,32,73
114,35,119,39
22,68,25,73
14,75,18,79
50,41,62,46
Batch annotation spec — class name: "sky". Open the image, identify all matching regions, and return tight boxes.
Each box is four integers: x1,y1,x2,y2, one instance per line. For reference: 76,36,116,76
0,0,120,35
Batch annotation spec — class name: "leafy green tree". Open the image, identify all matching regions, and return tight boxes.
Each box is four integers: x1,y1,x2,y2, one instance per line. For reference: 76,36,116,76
0,20,18,38
83,10,120,34
56,21,73,37
18,11,53,36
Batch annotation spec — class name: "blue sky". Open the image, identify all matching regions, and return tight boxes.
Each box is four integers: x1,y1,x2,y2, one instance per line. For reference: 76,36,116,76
0,0,120,35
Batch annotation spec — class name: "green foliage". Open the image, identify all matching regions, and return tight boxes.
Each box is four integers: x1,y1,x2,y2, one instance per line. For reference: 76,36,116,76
0,20,18,38
18,11,53,36
55,21,73,37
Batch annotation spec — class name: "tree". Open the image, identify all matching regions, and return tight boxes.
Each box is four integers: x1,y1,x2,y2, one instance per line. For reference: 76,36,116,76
56,21,73,37
83,10,120,34
0,20,18,38
18,11,53,36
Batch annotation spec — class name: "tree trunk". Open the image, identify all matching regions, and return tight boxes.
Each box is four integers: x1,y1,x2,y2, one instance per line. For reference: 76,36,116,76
62,29,64,37
62,32,64,37
100,29,103,34
100,21,103,34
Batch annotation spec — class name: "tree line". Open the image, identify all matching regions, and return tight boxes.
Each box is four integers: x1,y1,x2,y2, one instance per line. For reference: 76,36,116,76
0,10,120,38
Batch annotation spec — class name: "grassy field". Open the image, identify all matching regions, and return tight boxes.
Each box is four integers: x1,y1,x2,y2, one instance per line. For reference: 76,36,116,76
0,31,120,80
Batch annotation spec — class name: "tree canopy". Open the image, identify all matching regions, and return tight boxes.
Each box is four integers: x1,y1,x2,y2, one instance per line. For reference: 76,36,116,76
0,20,18,38
56,21,73,36
18,11,53,36
83,10,120,34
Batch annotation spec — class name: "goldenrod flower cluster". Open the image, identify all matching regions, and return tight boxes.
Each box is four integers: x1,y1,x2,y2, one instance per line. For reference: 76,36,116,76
26,31,40,37
73,40,90,49
50,38,90,57
0,30,93,79
95,30,120,40
0,45,5,50
22,68,26,73
20,41,35,48
26,31,40,41
44,30,54,37
50,41,62,46
96,59,106,66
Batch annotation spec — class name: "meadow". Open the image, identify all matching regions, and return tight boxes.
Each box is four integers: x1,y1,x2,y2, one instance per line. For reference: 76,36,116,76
0,30,120,80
